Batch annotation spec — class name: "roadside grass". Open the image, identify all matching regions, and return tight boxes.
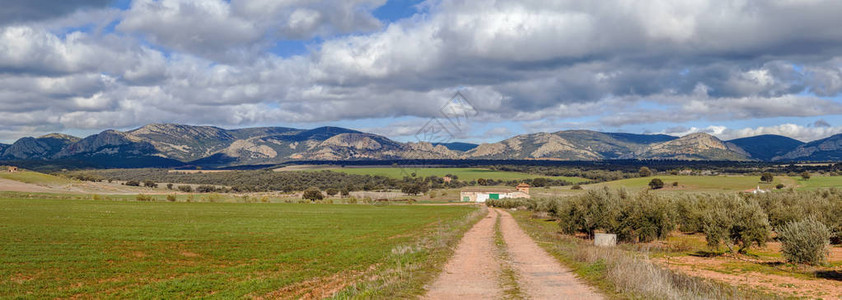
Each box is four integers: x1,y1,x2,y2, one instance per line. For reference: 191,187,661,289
0,197,478,298
509,210,777,300
304,167,588,183
493,211,525,299
0,170,74,185
593,175,796,192
329,206,487,298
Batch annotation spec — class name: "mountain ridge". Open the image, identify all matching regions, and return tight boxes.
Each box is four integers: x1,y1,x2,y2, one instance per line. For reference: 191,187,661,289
0,123,835,167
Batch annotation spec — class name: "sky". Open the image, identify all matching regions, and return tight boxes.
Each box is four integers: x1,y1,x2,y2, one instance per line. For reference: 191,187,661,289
2,0,842,144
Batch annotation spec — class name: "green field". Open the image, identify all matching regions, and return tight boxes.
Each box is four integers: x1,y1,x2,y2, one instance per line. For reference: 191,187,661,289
0,170,73,185
592,175,797,192
0,198,477,298
789,175,842,190
311,167,588,183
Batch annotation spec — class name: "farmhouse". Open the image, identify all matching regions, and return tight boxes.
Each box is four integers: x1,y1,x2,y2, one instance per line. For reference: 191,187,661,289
742,186,769,194
460,183,530,203
7,166,18,173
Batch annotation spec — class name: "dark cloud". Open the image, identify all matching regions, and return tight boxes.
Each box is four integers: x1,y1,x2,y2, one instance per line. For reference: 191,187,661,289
0,0,111,25
4,0,842,142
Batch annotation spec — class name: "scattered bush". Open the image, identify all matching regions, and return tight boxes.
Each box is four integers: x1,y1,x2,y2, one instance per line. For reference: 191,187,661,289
125,180,140,187
196,185,217,193
143,180,158,188
325,188,338,197
672,181,679,187
177,185,193,192
556,188,676,242
571,184,583,190
778,218,831,265
648,178,664,190
801,171,811,180
639,167,653,177
302,187,324,201
776,183,785,189
136,194,153,202
166,194,177,202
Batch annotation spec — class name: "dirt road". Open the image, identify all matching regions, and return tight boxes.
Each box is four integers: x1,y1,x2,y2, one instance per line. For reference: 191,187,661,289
425,208,601,299
424,209,502,299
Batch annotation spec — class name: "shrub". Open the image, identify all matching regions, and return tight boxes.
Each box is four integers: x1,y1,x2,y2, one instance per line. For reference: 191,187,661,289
648,178,664,190
340,188,351,197
125,180,140,187
571,184,583,190
196,185,216,193
702,196,771,254
776,183,785,189
760,172,774,183
143,180,158,188
166,183,173,190
557,188,676,243
302,187,324,201
166,194,177,202
639,167,652,177
177,185,193,192
801,171,811,180
672,181,679,187
616,192,676,242
778,218,831,265
136,194,153,202
325,188,338,197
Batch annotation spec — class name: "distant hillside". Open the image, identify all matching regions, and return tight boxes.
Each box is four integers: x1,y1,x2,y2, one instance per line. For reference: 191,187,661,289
773,134,842,161
638,133,749,160
728,135,804,161
3,123,842,168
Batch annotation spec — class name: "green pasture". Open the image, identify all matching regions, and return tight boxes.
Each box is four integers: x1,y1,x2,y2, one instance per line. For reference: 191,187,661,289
0,197,475,298
591,175,797,192
312,167,588,183
790,175,842,190
0,170,73,185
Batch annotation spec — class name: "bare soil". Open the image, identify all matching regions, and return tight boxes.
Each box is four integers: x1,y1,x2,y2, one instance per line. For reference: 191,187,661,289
497,209,603,299
424,209,502,299
657,255,842,299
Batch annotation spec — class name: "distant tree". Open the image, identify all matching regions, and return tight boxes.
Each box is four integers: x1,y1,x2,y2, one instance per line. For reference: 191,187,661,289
401,183,428,195
302,187,324,201
177,185,193,193
760,172,774,183
648,178,665,189
166,183,173,190
125,180,140,187
477,178,488,186
325,188,338,197
801,171,811,180
340,187,351,198
143,180,158,188
639,167,653,177
531,177,548,187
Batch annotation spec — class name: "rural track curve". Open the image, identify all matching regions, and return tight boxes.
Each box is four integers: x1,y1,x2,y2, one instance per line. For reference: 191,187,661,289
424,207,602,300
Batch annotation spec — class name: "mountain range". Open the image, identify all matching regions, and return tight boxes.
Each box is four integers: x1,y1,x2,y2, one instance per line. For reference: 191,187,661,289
1,123,840,168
